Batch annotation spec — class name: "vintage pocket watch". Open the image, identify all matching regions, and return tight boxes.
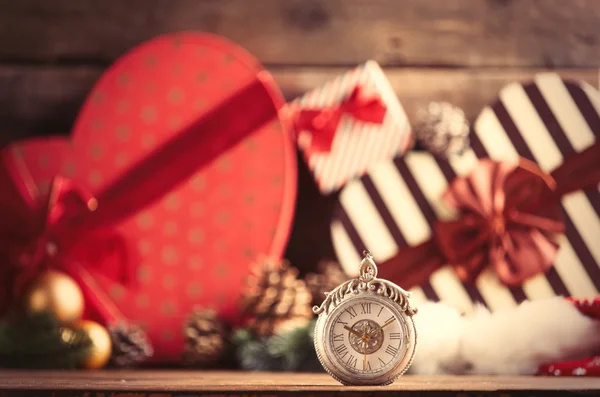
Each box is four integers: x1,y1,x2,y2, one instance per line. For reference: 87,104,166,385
313,250,417,386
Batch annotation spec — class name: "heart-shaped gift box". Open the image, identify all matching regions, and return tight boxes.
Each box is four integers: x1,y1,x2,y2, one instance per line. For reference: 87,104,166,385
330,73,600,315
0,32,297,361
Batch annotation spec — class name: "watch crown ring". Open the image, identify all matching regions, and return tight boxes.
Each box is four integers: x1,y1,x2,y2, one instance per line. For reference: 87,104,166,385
359,249,377,281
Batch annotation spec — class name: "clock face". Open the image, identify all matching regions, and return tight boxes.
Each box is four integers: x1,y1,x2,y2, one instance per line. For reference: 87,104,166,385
320,295,413,383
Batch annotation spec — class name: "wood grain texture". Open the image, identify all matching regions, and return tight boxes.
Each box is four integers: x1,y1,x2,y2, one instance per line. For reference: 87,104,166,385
0,66,100,146
274,67,599,121
1,0,599,67
0,371,599,394
1,66,597,147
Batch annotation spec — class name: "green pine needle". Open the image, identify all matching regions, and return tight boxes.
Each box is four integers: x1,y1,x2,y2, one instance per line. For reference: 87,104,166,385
267,324,311,371
231,328,255,346
0,312,93,369
238,339,283,371
233,319,322,372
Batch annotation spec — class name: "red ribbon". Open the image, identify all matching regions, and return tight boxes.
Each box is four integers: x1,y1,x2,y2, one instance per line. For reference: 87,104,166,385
0,172,132,322
293,86,387,154
0,73,282,320
381,142,600,289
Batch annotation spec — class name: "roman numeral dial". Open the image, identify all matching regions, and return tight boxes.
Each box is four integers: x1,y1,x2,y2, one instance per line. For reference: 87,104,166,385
329,300,405,376
314,250,418,386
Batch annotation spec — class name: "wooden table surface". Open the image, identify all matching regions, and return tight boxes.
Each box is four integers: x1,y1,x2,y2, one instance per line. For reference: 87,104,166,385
0,371,599,396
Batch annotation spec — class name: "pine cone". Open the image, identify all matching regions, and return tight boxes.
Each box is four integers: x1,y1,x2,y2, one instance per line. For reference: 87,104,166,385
182,308,228,366
241,259,313,337
414,101,470,158
305,260,347,307
108,323,153,367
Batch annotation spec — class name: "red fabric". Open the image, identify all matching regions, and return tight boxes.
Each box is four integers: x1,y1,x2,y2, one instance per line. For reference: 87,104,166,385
292,86,387,154
538,296,600,376
381,142,600,289
538,356,600,377
0,33,297,361
569,296,600,319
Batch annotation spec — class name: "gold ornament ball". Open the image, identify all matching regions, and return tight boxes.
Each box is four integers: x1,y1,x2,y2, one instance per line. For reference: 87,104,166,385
22,270,85,324
76,320,113,369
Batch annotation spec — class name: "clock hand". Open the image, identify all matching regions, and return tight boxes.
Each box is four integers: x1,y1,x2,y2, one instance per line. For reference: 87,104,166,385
363,342,368,371
380,318,395,330
366,318,395,338
343,325,363,338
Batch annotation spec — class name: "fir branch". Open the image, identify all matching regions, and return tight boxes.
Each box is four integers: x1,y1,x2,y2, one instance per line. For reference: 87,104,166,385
0,312,92,369
232,319,322,372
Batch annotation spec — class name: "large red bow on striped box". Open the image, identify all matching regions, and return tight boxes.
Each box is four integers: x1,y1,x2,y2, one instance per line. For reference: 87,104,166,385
381,141,600,289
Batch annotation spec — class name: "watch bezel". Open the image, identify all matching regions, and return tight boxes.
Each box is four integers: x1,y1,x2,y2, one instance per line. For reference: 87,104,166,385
313,289,417,386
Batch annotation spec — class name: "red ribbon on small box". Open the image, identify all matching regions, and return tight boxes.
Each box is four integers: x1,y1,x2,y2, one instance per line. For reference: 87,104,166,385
0,76,280,330
381,142,600,288
293,86,387,154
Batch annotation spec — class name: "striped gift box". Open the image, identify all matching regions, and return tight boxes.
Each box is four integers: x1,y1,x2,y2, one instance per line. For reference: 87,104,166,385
290,60,412,194
331,73,600,314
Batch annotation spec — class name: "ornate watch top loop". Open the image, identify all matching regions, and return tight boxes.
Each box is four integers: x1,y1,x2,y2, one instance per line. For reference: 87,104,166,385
313,247,415,316
359,249,377,282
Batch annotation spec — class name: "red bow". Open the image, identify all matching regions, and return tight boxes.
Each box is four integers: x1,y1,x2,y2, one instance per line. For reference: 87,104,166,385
435,158,564,285
0,76,281,323
0,161,133,321
293,86,387,154
381,142,600,289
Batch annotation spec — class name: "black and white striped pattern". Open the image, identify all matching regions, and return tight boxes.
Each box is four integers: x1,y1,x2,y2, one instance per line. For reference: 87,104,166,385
331,73,600,313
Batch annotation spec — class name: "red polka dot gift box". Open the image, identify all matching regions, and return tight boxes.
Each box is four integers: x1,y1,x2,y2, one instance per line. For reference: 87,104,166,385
0,32,297,362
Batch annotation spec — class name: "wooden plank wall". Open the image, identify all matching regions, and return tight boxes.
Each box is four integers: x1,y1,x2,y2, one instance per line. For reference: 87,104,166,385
1,0,599,268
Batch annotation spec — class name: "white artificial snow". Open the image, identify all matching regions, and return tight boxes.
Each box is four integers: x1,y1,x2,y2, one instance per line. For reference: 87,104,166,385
409,297,600,375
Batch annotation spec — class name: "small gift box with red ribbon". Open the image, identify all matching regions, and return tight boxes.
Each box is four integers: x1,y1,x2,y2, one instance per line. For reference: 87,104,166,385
330,72,600,315
0,32,297,363
287,60,413,194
